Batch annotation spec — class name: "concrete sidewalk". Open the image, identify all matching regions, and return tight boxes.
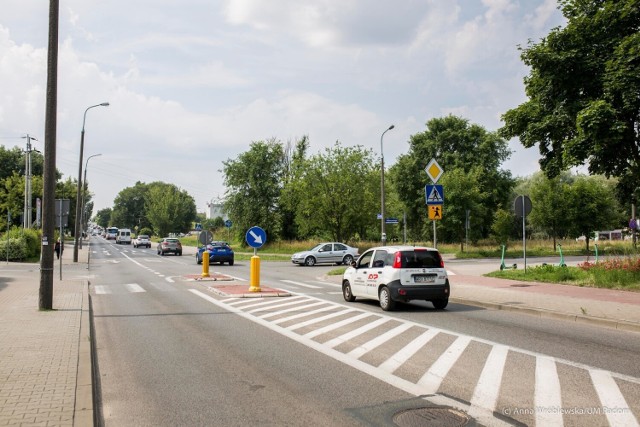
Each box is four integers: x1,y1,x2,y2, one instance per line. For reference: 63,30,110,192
0,242,93,427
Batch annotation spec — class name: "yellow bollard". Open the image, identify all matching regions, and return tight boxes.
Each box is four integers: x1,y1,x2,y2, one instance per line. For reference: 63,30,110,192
249,255,261,292
201,250,210,278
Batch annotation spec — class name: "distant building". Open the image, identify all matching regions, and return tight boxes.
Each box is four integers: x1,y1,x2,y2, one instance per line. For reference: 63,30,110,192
206,203,228,220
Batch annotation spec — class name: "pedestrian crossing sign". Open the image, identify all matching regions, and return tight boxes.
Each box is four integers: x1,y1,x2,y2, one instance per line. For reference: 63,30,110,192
425,185,444,205
428,205,443,220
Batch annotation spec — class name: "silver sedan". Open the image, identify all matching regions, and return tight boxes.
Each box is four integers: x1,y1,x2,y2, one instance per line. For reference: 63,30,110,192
291,242,359,266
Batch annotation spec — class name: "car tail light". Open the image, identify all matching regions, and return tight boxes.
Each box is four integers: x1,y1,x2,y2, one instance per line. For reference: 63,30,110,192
437,252,444,268
392,252,402,268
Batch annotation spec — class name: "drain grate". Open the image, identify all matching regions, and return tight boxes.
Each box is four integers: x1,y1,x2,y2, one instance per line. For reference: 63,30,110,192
393,407,470,427
510,283,532,287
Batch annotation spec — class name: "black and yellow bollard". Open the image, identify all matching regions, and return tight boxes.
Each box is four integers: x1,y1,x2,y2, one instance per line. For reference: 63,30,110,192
248,255,261,292
201,251,210,278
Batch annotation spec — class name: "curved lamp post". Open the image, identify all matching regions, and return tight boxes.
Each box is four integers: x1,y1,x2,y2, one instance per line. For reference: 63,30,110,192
73,102,108,262
380,124,394,246
80,153,102,244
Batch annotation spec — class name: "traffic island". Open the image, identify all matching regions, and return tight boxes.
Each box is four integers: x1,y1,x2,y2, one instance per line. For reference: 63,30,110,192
207,283,291,298
184,273,235,281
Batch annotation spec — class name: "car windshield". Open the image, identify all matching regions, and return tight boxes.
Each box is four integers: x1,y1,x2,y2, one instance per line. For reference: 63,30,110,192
309,244,324,252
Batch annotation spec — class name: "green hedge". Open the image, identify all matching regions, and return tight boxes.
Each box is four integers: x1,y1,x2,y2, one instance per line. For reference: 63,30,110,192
0,238,28,261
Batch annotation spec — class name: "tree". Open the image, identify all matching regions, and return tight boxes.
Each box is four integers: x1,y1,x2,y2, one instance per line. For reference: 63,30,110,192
491,208,516,247
222,140,285,243
94,208,112,228
500,0,640,196
437,167,485,251
567,176,621,251
391,116,513,241
287,142,378,242
111,182,153,230
145,183,197,237
527,172,574,250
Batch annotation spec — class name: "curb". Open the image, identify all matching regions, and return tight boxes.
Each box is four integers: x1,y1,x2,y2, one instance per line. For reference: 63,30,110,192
450,297,640,333
74,280,93,426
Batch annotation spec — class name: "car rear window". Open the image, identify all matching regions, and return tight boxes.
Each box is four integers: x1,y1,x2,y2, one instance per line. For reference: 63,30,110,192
398,250,441,268
166,239,179,243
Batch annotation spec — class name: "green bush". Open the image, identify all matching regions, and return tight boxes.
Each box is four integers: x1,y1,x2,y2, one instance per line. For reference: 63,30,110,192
0,238,28,261
138,227,153,238
4,227,41,259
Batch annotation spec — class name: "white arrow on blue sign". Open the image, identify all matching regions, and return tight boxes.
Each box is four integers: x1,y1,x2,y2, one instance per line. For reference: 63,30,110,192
245,226,267,248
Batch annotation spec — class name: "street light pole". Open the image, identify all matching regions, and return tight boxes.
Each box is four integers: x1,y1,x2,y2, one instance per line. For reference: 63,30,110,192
80,153,102,249
73,102,108,262
22,135,38,229
380,124,394,246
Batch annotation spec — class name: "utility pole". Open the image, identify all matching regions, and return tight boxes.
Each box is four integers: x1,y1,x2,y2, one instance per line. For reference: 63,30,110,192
39,0,59,310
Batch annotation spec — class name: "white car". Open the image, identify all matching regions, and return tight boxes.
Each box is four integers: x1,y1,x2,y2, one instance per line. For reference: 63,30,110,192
341,245,449,311
133,234,151,248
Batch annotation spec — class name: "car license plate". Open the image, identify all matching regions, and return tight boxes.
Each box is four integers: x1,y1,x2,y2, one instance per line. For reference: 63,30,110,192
414,275,435,283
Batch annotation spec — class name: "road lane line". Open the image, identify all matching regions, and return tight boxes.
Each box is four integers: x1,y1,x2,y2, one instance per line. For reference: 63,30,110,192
348,323,413,359
280,279,322,289
590,369,639,427
324,317,391,349
300,311,372,337
378,329,440,374
535,356,563,426
260,301,327,319
469,345,509,420
418,336,472,394
124,283,146,293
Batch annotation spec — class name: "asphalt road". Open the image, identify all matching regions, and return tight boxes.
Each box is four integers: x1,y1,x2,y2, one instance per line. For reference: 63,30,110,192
85,237,640,427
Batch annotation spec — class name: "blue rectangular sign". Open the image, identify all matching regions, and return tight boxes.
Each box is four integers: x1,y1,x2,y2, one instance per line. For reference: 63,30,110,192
425,185,444,205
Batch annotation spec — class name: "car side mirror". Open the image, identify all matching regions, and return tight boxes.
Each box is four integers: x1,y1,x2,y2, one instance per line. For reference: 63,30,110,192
351,260,357,268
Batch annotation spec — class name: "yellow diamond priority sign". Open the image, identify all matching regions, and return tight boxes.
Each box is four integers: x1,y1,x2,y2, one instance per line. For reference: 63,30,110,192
425,158,444,183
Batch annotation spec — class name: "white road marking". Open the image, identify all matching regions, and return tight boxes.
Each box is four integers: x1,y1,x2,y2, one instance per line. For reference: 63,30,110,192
469,345,509,420
324,317,390,349
281,279,322,289
124,283,146,293
348,323,413,359
378,329,440,374
590,369,639,427
94,285,111,295
418,336,471,394
535,356,563,427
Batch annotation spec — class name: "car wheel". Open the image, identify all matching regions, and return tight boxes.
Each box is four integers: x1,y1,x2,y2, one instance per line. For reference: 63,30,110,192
379,286,395,311
178,251,182,256
160,250,165,256
343,254,354,265
304,256,316,266
342,281,356,302
432,298,449,310
229,260,234,266
196,254,202,265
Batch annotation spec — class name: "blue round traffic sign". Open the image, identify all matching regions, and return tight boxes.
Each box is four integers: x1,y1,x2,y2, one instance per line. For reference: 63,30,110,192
224,219,232,228
245,226,266,248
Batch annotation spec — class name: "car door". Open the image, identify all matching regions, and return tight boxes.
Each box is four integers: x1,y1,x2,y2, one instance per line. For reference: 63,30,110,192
367,249,389,296
334,243,347,263
351,250,374,297
318,243,334,264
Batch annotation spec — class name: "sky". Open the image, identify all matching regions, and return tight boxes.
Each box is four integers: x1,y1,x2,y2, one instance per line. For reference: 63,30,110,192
0,0,566,214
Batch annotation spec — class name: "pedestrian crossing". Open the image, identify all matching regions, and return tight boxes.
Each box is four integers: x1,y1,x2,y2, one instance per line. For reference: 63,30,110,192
189,289,640,427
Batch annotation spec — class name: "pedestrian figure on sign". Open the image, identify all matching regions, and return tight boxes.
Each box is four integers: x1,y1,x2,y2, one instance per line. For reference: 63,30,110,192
55,239,61,259
434,207,441,219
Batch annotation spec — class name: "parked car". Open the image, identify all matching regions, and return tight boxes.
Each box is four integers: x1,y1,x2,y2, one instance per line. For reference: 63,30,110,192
341,246,449,311
196,241,234,265
133,234,151,248
157,237,182,256
291,242,359,266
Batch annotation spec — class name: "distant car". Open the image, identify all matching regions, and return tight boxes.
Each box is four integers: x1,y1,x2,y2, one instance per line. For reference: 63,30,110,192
196,241,234,265
291,242,359,266
157,237,182,256
342,245,449,311
133,234,151,248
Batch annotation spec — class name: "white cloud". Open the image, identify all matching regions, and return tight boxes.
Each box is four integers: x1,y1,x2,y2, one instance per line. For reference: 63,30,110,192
0,1,565,212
